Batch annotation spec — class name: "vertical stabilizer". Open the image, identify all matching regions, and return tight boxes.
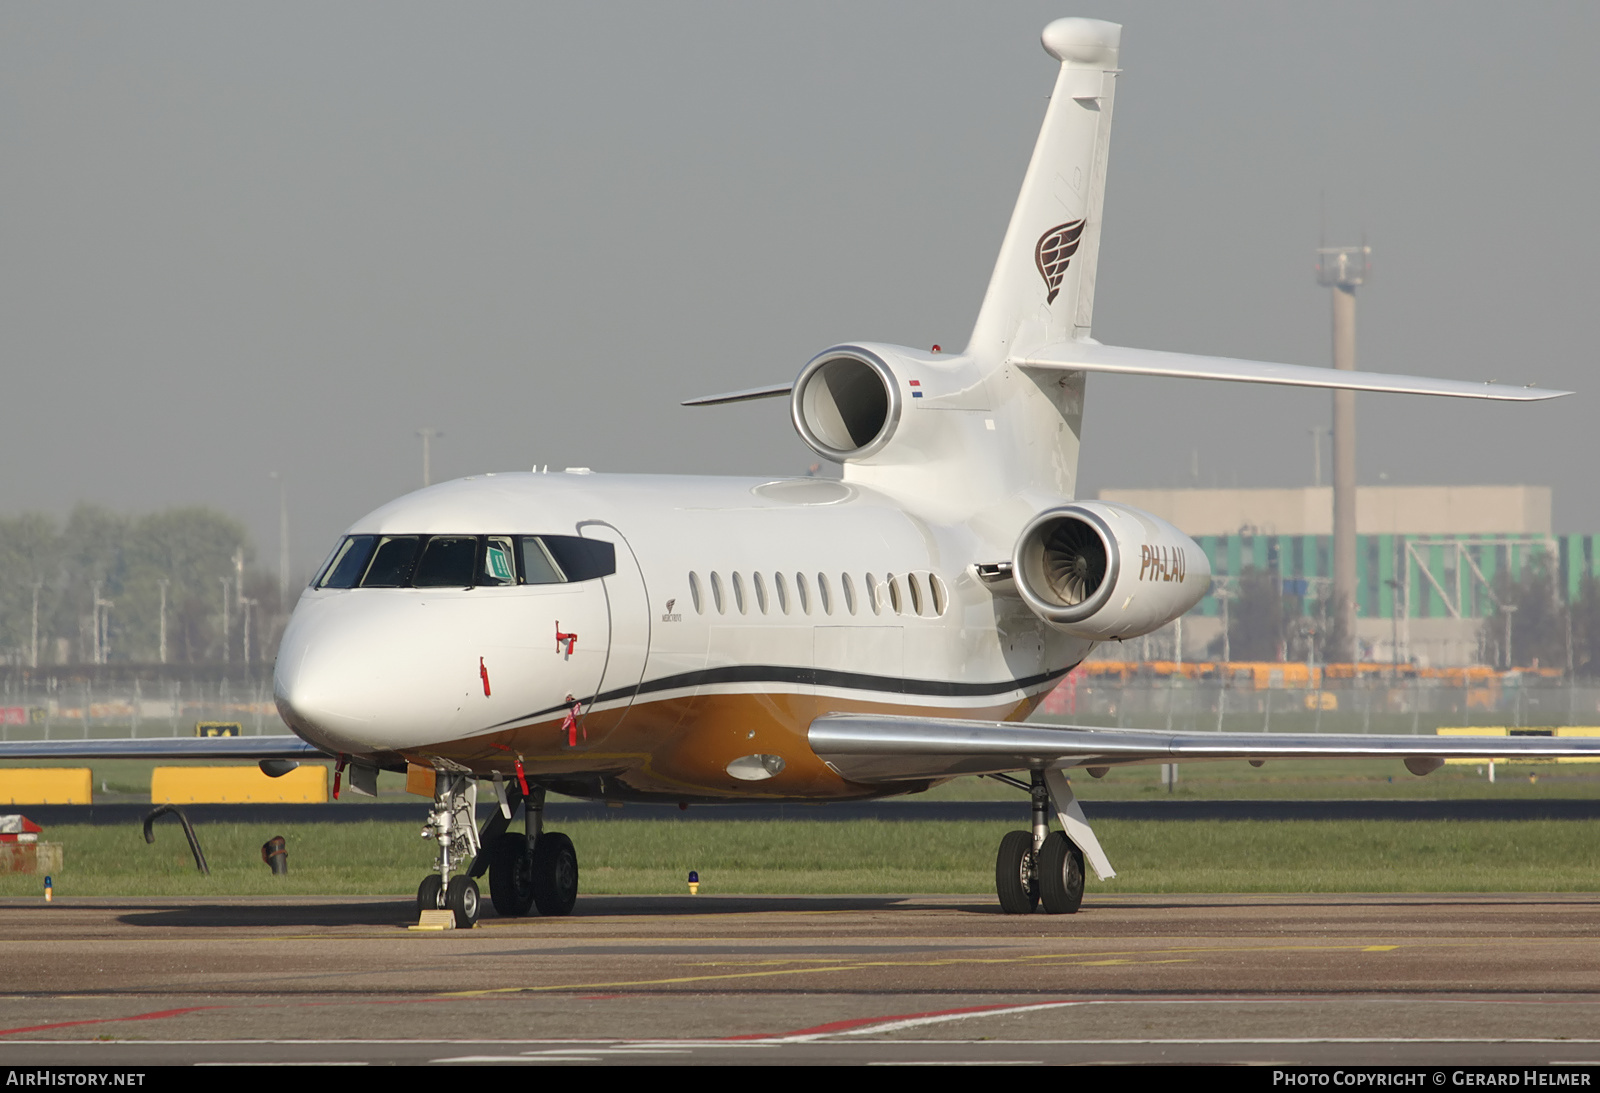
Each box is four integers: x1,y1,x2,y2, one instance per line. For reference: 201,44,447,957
966,19,1120,364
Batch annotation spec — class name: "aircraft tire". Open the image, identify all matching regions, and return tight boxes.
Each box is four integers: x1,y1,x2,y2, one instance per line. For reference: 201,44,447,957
447,875,481,929
995,830,1039,914
1037,831,1084,914
530,831,579,917
489,833,536,917
417,873,444,913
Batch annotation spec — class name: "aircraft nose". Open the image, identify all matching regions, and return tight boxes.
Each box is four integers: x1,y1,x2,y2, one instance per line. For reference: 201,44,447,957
274,593,466,754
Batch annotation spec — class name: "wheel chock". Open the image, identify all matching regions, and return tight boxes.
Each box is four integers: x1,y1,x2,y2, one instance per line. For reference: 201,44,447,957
410,909,455,931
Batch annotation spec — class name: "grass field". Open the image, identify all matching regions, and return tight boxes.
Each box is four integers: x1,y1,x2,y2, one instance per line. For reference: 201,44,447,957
5,818,1597,899
4,755,1597,803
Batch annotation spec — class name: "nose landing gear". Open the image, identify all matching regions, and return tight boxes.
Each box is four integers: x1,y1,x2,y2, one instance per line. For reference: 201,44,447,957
417,772,482,928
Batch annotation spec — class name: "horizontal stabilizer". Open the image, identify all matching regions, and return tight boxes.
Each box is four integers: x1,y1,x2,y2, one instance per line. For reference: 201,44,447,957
810,714,1600,784
0,735,325,761
682,383,793,407
1017,341,1572,401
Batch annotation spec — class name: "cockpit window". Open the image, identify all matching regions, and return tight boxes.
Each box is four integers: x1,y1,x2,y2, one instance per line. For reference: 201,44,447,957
413,536,477,588
318,535,377,589
481,537,517,586
540,536,615,582
314,533,617,589
518,537,566,585
362,536,423,587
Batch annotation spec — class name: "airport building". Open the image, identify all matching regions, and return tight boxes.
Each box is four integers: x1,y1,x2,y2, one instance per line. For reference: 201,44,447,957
1097,485,1596,667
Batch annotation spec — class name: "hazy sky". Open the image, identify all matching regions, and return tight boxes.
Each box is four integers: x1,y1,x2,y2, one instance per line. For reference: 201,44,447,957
3,2,1597,579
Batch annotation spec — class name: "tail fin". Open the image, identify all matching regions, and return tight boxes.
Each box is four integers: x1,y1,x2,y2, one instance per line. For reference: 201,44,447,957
965,18,1120,364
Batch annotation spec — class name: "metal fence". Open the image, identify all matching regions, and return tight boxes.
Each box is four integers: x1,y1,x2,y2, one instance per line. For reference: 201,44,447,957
0,677,279,740
1039,674,1600,735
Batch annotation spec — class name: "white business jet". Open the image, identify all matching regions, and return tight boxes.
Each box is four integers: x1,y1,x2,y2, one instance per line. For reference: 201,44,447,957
8,18,1591,927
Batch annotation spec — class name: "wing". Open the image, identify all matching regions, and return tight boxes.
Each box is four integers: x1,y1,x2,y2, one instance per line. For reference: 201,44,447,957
1017,341,1571,401
0,735,325,761
681,383,794,407
808,714,1600,784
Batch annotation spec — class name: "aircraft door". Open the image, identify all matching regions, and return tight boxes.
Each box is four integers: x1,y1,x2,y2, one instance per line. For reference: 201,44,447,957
578,521,650,734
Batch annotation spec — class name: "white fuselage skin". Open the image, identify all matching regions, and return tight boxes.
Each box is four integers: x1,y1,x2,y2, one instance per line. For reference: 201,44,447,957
274,468,1120,799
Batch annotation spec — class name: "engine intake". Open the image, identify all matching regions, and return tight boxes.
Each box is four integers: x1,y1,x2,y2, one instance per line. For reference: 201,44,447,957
1015,509,1118,623
792,347,901,462
1012,502,1210,640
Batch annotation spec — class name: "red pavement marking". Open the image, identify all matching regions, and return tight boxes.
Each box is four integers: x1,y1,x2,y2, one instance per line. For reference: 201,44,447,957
0,994,465,1038
0,1007,224,1037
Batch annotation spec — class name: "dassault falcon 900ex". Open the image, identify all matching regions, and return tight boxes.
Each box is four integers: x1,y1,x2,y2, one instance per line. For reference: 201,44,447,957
7,18,1588,927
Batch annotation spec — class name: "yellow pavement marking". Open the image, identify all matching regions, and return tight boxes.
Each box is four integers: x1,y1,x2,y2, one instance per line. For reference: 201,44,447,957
685,942,1403,968
440,941,1398,998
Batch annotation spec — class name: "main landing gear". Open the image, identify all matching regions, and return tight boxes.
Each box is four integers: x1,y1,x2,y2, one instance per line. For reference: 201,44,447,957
994,768,1090,915
417,775,582,927
471,783,579,919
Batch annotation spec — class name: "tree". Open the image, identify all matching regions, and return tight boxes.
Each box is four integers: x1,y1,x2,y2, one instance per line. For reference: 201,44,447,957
1481,555,1569,670
0,513,61,664
0,504,266,666
1225,566,1286,662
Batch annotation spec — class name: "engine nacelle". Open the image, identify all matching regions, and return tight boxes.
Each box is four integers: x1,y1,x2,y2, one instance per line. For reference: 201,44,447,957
1012,501,1211,641
791,345,904,462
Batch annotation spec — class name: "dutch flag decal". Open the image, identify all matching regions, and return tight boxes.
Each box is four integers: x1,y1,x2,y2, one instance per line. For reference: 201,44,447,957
909,379,923,399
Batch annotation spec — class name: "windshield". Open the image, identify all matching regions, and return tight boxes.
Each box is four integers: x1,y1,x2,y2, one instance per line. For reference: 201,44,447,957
315,534,616,589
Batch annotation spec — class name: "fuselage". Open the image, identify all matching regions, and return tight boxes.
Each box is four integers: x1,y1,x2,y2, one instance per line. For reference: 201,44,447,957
274,469,1095,802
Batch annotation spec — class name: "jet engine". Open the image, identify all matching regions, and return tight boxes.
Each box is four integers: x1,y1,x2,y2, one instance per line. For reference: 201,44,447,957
791,345,903,462
1012,501,1210,641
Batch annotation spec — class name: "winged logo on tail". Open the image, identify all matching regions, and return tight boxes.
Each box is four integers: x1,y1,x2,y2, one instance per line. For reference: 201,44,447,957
1035,219,1085,304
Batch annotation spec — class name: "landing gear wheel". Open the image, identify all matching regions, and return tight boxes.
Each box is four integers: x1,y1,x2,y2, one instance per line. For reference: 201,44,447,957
995,829,1039,914
417,873,444,914
1037,831,1085,914
489,833,535,917
530,831,579,917
447,875,480,929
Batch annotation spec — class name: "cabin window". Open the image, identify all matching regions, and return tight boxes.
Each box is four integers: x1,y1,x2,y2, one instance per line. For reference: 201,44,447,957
929,573,947,616
689,572,703,614
732,572,747,614
774,571,790,614
795,572,810,615
886,573,902,614
841,573,857,615
816,573,832,615
753,572,768,614
710,571,725,614
907,572,924,616
865,573,881,615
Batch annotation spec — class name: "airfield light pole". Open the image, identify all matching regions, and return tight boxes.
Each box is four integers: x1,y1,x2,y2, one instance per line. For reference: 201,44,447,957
1308,425,1329,488
417,427,442,488
157,579,169,665
29,585,40,672
1385,577,1401,680
1316,242,1370,664
270,471,289,611
219,577,231,665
